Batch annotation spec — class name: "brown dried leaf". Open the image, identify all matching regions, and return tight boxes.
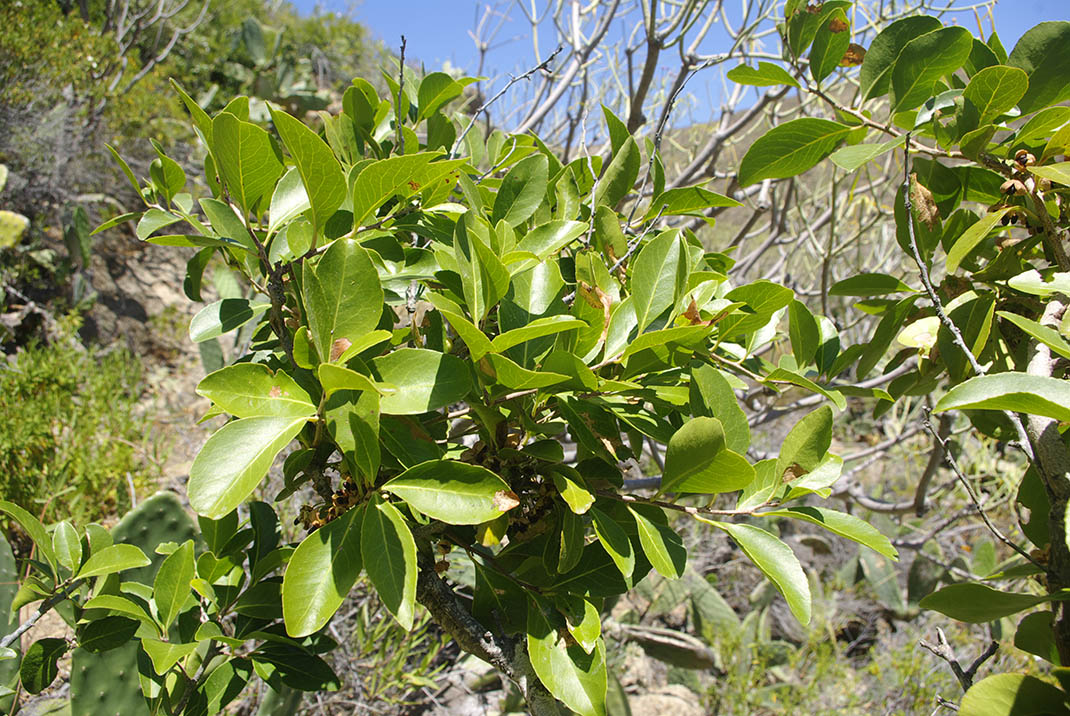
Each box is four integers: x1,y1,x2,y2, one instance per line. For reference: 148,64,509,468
828,16,849,32
493,490,521,512
840,43,866,66
330,338,352,362
910,173,940,230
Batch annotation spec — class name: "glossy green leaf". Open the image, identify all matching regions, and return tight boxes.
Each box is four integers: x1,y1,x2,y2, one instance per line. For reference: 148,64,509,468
765,507,898,559
479,353,569,390
82,595,159,633
889,27,973,113
371,348,472,414
591,508,635,580
268,166,311,237
77,615,139,653
775,405,833,480
689,363,750,454
0,501,55,575
726,61,800,88
527,600,607,716
828,272,914,296
788,299,820,366
621,324,711,359
628,504,686,579
809,9,850,84
860,16,944,100
304,238,383,362
765,368,846,412
417,72,465,120
704,520,811,625
437,306,494,360
383,460,513,525
551,470,595,515
153,540,195,630
20,638,67,694
75,544,151,580
212,111,284,215
52,521,80,573
351,153,465,227
189,416,309,518
197,363,316,418
282,504,364,637
631,230,685,333
142,639,200,675
269,106,347,240
361,499,417,630
189,298,270,343
318,363,383,397
136,208,181,240
595,136,640,208
829,136,905,171
492,315,587,353
738,118,852,187
643,185,741,222
919,583,1066,623
998,311,1070,360
1030,162,1070,187
492,153,548,227
515,220,587,259
945,207,1013,273
960,673,1070,716
963,65,1029,125
661,417,755,495
455,216,510,322
933,372,1070,423
1008,21,1070,114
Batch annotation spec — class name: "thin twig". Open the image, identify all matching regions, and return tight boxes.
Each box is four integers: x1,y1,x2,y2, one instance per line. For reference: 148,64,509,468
920,626,997,692
396,35,407,154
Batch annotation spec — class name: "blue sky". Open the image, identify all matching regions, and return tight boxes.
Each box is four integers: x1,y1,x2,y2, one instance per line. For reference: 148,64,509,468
296,0,1067,75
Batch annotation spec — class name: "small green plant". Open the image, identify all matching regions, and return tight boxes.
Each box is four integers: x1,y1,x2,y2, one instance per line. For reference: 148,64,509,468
0,337,156,524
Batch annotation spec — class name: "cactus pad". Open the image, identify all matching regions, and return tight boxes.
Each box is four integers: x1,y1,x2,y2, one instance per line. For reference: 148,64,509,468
110,492,197,584
70,642,148,716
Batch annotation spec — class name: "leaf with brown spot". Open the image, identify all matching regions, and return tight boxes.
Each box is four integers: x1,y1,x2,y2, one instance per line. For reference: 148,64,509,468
910,174,940,230
828,16,849,32
493,490,520,512
330,338,352,362
840,43,866,66
782,463,807,483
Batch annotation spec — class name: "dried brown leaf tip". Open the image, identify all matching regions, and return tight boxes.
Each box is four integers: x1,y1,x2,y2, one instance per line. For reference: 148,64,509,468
782,463,807,483
910,173,940,230
330,337,352,362
828,16,849,33
806,3,824,14
493,490,521,512
840,43,866,66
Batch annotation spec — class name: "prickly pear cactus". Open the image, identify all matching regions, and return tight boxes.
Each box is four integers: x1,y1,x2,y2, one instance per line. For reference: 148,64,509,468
110,492,197,584
70,642,149,716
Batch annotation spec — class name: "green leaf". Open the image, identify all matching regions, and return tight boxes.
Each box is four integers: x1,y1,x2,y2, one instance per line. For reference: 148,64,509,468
282,504,364,638
361,499,417,630
775,405,833,480
631,230,685,333
19,638,67,694
268,167,310,237
82,595,158,633
268,106,347,240
998,311,1070,360
188,416,309,518
516,220,587,259
211,111,284,215
621,324,711,359
371,348,471,414
551,470,595,515
829,136,906,171
318,363,383,397
77,615,139,653
933,372,1070,423
417,72,465,120
738,118,852,187
492,154,549,227
351,153,465,227
383,460,514,525
788,299,820,366
643,185,741,222
142,639,200,675
689,363,750,454
919,583,1065,623
189,298,270,343
52,521,80,574
809,9,850,84
492,315,588,353
726,61,800,88
454,216,510,322
661,417,754,495
591,508,635,580
0,501,56,574
436,306,494,360
628,504,686,579
828,272,915,296
304,238,383,362
945,207,1013,273
889,27,974,113
1008,21,1070,114
527,600,607,716
75,544,151,580
105,143,147,205
154,540,195,630
860,16,944,100
1030,162,1070,187
764,507,898,559
764,368,846,412
136,208,181,240
963,65,1029,125
703,520,811,625
595,136,640,208
197,363,316,418
1008,269,1070,297
960,673,1070,716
